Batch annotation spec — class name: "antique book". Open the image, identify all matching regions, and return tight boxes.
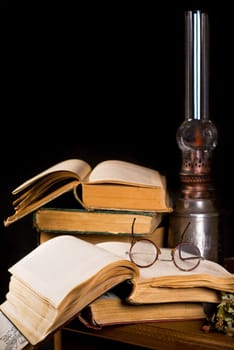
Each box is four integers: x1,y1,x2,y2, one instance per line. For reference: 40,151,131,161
33,207,163,236
0,235,139,346
38,225,165,246
1,235,234,346
97,241,234,305
78,291,207,329
4,158,173,227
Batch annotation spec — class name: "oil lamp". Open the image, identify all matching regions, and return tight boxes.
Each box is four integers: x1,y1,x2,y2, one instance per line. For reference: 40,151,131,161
168,10,220,262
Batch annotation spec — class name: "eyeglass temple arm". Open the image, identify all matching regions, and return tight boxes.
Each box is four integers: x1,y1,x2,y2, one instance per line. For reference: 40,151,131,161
179,222,191,243
130,218,137,247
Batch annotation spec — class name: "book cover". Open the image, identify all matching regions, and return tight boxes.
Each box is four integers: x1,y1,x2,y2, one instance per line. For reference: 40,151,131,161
33,207,163,235
78,291,207,329
0,311,28,350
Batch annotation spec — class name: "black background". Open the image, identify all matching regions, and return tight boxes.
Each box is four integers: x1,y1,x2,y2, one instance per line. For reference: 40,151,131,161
1,1,234,302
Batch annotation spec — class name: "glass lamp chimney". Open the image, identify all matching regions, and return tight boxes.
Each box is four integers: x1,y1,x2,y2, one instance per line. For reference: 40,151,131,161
177,10,218,199
168,10,220,263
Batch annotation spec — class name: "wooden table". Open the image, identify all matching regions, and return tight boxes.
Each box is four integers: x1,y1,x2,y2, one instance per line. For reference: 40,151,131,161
47,318,234,350
34,240,234,350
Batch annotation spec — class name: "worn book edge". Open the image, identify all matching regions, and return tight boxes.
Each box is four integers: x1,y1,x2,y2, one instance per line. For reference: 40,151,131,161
33,207,163,235
4,159,171,227
77,292,207,329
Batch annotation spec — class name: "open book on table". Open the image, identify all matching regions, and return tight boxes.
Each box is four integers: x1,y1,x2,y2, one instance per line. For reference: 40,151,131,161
4,158,173,227
0,235,138,346
1,235,234,347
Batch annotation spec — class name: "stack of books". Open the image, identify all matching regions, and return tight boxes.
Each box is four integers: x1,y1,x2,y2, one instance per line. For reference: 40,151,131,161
0,235,234,347
4,158,173,246
2,158,233,348
3,158,173,226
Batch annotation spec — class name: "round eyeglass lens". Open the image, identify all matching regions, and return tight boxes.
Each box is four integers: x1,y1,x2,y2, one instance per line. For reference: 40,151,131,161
129,239,158,267
173,243,201,271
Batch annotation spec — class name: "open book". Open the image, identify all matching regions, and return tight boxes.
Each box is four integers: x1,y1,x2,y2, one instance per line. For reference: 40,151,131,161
0,236,138,346
4,158,173,227
1,235,234,346
98,241,234,305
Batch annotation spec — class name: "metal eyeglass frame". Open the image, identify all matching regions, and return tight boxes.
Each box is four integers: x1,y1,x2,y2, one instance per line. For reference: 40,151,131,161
128,219,203,271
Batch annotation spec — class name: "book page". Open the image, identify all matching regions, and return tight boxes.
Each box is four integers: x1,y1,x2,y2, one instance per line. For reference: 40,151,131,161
12,159,92,195
4,181,79,227
8,236,137,308
85,160,163,187
97,242,234,285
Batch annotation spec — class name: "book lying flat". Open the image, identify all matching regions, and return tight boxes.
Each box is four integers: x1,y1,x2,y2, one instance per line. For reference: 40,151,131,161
38,225,165,247
1,235,234,346
78,292,207,329
33,207,163,236
4,158,173,227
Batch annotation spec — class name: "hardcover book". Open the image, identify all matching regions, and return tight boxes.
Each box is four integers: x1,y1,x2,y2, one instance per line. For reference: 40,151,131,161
4,158,173,227
33,207,163,236
78,291,207,329
38,225,165,246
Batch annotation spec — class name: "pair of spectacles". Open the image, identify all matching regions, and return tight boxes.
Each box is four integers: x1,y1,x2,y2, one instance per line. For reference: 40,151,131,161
128,219,203,271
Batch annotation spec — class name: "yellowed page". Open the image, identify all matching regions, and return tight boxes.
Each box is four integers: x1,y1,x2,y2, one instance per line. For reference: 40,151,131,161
12,159,91,195
0,297,54,346
82,292,206,325
85,160,163,187
8,236,136,308
4,181,79,227
97,242,234,290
